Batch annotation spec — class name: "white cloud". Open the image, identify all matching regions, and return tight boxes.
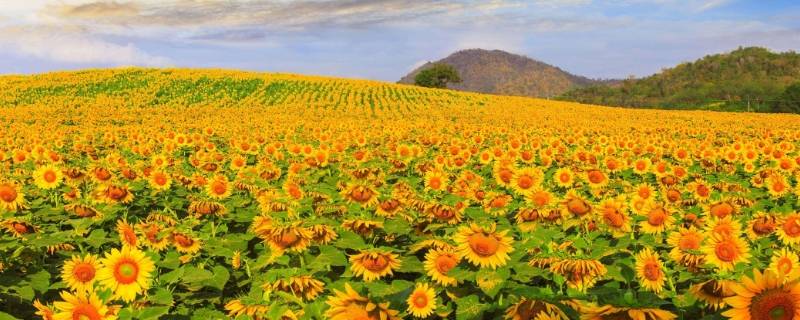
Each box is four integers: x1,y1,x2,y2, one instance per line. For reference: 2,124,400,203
0,26,171,66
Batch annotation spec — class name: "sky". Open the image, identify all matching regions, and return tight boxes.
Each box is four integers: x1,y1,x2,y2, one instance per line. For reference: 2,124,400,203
0,0,798,81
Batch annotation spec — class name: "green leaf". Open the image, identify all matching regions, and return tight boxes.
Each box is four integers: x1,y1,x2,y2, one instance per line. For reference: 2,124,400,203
455,295,486,320
476,267,509,297
0,311,20,320
334,231,367,250
397,256,422,274
182,266,213,284
86,229,108,248
137,306,170,320
148,288,174,306
307,245,347,271
366,280,413,297
382,219,411,235
204,265,231,290
28,270,51,293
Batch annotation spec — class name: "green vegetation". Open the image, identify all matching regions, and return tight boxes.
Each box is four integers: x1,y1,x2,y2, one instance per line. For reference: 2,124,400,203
558,47,800,112
413,63,462,88
773,82,800,113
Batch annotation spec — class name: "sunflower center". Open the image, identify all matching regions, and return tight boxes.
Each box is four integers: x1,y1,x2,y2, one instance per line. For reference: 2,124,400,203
362,255,390,272
714,241,738,262
0,185,18,202
499,169,513,183
73,262,96,282
567,199,590,216
603,208,624,228
413,293,428,308
711,203,734,218
697,185,710,197
13,223,29,233
647,209,667,226
779,258,794,275
276,232,299,248
44,170,57,183
750,289,796,320
532,192,549,206
754,218,776,235
429,178,442,189
154,174,167,185
587,170,605,184
212,181,226,195
72,302,103,320
468,233,500,257
113,260,139,284
559,172,571,183
435,255,458,273
517,175,533,189
784,218,800,237
679,234,701,250
643,262,661,281
107,186,127,200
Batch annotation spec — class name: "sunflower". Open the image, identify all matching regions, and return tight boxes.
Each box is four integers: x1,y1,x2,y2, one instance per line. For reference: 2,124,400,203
704,216,743,239
33,164,64,190
263,275,325,301
53,290,116,320
635,247,665,293
263,223,313,255
376,198,403,217
454,223,514,269
702,234,750,272
424,170,449,192
188,199,227,217
767,174,791,198
510,167,543,196
205,175,232,200
580,304,676,320
172,232,202,254
550,258,607,292
97,246,155,302
504,299,568,320
632,158,651,175
350,249,402,282
341,182,379,207
342,219,383,236
746,213,778,240
148,170,172,191
553,167,575,188
667,227,705,269
779,213,800,246
482,192,513,216
638,203,675,234
62,254,101,293
116,220,138,247
0,181,25,211
561,190,593,219
94,184,134,204
136,222,169,251
584,169,608,189
770,248,800,282
424,248,460,286
527,188,555,209
325,284,400,320
723,269,800,320
493,164,515,188
309,224,339,244
2,219,37,237
407,283,436,318
596,197,631,238
689,279,736,310
224,299,269,318
704,200,739,219
33,299,55,320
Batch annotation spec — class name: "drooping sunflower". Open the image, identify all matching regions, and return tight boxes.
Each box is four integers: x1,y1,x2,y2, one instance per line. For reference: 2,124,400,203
722,269,800,320
309,224,339,244
94,184,134,204
504,298,568,320
579,304,676,320
264,223,313,255
770,248,800,282
97,246,155,302
341,182,379,207
188,199,227,217
689,279,736,310
561,190,593,220
349,249,402,282
263,275,325,301
224,299,269,318
33,164,64,190
136,222,169,251
454,223,514,269
746,213,778,240
1,219,37,237
550,258,607,292
704,199,739,219
172,232,202,254
406,283,436,318
778,213,800,246
596,197,631,238
0,181,25,212
62,254,101,293
53,290,116,320
325,283,400,320
635,247,666,293
667,227,705,269
424,248,460,286
116,220,138,248
702,234,751,272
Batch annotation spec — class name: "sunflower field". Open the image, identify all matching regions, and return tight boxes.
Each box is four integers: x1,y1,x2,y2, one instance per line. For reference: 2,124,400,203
1,68,800,320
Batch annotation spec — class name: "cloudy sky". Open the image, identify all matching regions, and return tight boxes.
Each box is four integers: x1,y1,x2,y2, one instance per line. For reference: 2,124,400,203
0,0,798,80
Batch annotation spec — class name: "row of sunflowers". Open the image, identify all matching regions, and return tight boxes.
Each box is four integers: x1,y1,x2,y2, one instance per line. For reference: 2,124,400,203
1,69,800,320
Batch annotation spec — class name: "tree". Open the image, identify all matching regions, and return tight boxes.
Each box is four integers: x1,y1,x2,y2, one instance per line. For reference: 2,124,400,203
414,63,462,89
772,82,800,113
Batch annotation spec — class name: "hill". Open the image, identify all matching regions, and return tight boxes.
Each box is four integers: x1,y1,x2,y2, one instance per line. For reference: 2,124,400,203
399,49,601,98
558,47,800,112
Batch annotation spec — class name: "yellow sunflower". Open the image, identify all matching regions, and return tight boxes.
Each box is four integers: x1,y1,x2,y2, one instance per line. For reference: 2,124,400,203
667,227,705,269
205,175,232,200
702,234,751,272
704,215,743,239
116,220,139,248
148,170,172,191
424,169,449,192
746,213,778,240
97,246,155,302
510,167,543,196
341,182,379,207
553,167,575,188
723,269,800,320
33,164,64,190
62,254,101,293
689,279,736,310
638,203,675,235
635,247,665,293
596,197,631,238
778,213,800,246
263,275,325,301
424,248,460,286
561,190,593,219
584,169,608,189
0,181,25,211
172,232,202,255
325,283,400,320
349,249,402,282
53,290,116,320
406,283,436,318
770,248,800,282
504,299,568,320
454,223,514,269
580,304,676,320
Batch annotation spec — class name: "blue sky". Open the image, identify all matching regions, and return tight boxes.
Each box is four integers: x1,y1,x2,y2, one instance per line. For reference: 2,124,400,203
0,0,798,81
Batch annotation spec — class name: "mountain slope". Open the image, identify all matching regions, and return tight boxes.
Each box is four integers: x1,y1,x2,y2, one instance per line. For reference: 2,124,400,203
558,47,800,112
399,49,598,98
